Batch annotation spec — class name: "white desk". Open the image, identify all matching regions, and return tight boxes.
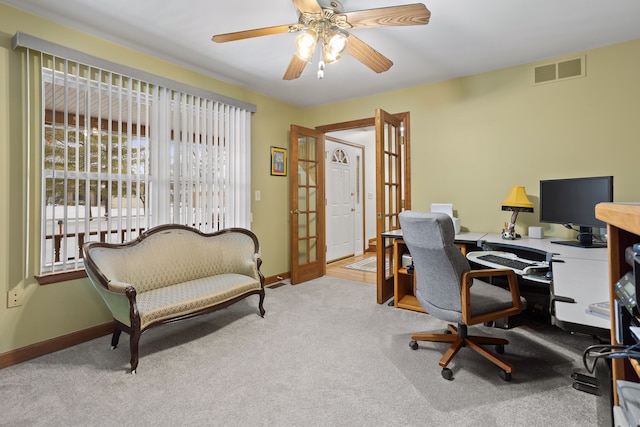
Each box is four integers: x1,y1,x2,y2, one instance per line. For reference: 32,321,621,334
382,229,488,242
480,234,609,336
383,229,609,336
453,231,491,242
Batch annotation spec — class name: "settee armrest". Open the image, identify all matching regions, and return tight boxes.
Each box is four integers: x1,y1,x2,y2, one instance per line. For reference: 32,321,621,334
218,228,264,287
83,253,136,327
87,278,135,327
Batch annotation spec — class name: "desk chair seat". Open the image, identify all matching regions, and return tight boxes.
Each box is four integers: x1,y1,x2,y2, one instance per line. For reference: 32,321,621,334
398,211,524,381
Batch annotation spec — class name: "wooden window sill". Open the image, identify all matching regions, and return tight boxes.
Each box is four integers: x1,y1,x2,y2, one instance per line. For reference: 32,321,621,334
36,269,87,285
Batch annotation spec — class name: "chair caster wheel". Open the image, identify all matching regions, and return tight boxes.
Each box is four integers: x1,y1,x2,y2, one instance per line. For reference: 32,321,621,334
441,368,453,381
499,369,511,381
444,330,452,334
484,321,494,327
495,344,504,354
409,340,419,350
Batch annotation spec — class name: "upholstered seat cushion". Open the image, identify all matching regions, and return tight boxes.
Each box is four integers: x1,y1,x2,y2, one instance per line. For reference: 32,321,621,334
136,273,261,329
468,279,522,317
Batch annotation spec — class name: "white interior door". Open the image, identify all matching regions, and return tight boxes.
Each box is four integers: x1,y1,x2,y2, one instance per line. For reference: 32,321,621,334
326,141,356,262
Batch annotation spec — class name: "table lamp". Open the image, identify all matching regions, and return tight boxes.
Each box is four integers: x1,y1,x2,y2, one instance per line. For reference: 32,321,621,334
501,186,534,239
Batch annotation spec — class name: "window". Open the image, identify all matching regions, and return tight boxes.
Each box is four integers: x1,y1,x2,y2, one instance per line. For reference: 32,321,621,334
331,148,349,165
15,34,254,277
41,63,152,273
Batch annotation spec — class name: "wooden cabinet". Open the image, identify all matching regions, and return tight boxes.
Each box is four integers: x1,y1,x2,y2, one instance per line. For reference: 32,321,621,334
595,202,640,406
393,239,424,312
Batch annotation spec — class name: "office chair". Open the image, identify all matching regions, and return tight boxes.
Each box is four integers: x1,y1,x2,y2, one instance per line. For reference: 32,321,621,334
398,211,525,381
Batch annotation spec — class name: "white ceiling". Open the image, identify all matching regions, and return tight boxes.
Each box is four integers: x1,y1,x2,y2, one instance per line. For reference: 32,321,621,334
4,0,640,108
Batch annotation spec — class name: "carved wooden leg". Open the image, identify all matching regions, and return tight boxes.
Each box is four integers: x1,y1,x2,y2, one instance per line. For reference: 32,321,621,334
258,289,266,317
110,328,122,349
130,331,141,374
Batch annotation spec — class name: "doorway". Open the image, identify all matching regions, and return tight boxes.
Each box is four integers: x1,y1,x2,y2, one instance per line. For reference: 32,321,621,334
290,112,411,305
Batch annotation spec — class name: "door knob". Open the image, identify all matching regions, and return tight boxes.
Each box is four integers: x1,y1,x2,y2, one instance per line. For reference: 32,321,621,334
290,209,300,215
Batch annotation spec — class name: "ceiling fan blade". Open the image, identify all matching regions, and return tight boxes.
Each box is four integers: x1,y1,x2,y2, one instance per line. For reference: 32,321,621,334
345,34,393,74
283,55,308,80
291,0,323,14
342,3,430,29
212,24,297,43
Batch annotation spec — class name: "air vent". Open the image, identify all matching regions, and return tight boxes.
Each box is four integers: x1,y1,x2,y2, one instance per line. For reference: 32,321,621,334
535,64,556,84
534,56,585,84
558,58,582,79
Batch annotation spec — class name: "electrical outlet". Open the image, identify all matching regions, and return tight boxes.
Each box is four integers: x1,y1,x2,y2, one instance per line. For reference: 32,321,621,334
7,288,22,308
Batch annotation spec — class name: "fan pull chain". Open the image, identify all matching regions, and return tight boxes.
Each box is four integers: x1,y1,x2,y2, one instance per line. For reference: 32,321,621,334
317,60,325,79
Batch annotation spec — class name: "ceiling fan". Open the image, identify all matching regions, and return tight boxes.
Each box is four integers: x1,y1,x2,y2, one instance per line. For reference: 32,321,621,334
211,0,431,80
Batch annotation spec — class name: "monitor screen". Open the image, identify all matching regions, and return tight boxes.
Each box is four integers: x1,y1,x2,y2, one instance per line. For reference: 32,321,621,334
539,176,613,247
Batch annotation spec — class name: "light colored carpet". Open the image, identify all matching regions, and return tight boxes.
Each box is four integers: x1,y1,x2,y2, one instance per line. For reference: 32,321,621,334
0,276,606,426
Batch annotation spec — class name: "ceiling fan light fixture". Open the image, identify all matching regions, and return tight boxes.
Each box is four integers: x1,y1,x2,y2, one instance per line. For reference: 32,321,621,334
323,30,347,63
295,30,318,61
212,2,431,81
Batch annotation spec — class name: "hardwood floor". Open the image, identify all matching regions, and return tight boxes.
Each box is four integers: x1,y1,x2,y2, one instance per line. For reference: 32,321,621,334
326,253,376,284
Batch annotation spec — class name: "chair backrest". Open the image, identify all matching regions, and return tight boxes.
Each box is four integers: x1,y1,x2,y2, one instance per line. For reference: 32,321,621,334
398,211,470,322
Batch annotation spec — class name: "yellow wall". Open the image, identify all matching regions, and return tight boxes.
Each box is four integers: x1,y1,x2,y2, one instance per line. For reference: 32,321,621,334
1,1,639,356
303,39,640,237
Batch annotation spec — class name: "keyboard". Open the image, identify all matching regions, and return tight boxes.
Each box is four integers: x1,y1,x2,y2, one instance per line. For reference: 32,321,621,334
467,251,550,278
476,254,537,272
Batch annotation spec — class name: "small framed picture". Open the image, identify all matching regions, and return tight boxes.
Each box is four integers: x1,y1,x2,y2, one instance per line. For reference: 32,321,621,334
270,146,287,176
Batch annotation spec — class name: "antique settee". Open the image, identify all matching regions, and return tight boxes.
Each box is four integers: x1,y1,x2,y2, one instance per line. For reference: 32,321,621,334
83,224,265,373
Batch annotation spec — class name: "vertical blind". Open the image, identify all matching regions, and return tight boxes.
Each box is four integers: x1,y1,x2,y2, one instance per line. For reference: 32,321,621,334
23,45,253,274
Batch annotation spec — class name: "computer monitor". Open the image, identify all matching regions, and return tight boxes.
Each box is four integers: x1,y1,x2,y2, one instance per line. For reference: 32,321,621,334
539,176,613,248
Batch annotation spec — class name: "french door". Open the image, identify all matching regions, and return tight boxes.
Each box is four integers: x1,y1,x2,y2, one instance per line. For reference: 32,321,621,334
289,125,326,284
375,110,411,304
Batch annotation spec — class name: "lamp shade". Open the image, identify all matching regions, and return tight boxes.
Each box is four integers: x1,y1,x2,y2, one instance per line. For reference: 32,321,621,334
323,31,347,63
501,186,534,212
295,30,318,61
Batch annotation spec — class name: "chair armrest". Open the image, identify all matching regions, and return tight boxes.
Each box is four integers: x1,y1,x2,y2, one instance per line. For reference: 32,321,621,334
464,268,515,280
461,268,523,325
463,268,520,297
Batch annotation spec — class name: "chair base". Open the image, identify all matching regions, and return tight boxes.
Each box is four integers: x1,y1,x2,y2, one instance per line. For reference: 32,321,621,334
410,323,514,375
